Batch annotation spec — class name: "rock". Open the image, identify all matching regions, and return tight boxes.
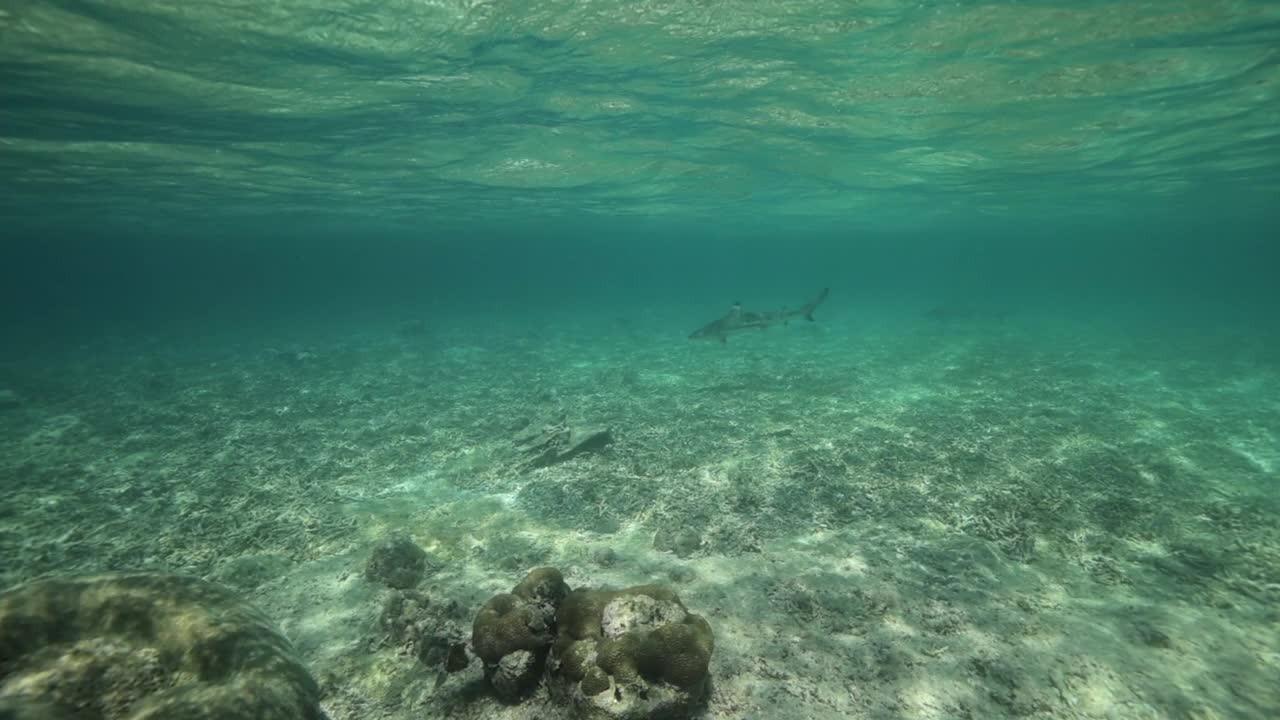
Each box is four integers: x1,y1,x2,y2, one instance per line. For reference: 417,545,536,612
471,567,570,700
549,584,714,719
210,553,292,590
516,415,614,470
0,572,321,720
667,566,697,584
445,642,470,672
365,532,429,589
490,649,540,700
377,589,461,668
653,527,702,558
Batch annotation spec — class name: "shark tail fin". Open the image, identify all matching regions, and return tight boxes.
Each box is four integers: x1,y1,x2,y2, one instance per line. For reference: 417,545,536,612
804,287,830,321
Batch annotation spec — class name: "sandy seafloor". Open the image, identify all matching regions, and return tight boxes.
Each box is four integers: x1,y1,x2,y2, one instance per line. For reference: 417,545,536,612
1,301,1277,720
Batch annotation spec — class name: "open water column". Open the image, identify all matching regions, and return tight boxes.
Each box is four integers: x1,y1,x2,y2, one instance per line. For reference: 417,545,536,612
1,2,1278,720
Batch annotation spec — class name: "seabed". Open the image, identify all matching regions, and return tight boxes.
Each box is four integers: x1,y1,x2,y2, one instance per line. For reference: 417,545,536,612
1,304,1277,720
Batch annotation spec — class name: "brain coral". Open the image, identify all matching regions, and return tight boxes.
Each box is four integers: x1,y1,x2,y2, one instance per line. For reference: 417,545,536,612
550,584,713,720
471,566,570,700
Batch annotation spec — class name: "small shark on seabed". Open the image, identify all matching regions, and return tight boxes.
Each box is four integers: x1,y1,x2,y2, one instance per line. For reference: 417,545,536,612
688,288,830,343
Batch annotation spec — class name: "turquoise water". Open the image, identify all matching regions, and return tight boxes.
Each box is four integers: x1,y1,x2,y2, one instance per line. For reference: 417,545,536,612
1,2,1279,720
2,1,1278,337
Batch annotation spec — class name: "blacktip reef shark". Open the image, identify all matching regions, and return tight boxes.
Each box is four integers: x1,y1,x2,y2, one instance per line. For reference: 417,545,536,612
689,288,830,343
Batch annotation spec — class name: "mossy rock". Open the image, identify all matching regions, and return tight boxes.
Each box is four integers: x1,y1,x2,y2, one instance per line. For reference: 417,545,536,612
471,567,570,700
653,527,702,559
364,532,429,589
550,584,713,719
210,553,292,591
0,572,321,720
513,566,570,607
378,589,462,668
471,593,550,664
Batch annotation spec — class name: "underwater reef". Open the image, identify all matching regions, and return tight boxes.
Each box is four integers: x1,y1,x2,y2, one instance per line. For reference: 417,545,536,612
469,567,715,720
0,558,716,720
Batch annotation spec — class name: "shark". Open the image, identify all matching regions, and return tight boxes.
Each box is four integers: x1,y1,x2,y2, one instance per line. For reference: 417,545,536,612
689,288,830,343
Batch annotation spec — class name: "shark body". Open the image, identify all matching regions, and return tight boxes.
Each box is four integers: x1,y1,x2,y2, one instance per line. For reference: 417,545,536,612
689,288,830,343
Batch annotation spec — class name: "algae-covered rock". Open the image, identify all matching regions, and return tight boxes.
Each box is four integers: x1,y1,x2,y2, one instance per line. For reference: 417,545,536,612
210,552,292,590
550,584,713,719
653,527,702,558
515,415,614,470
0,572,321,720
490,649,539,699
365,532,429,589
471,567,570,700
377,588,461,668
